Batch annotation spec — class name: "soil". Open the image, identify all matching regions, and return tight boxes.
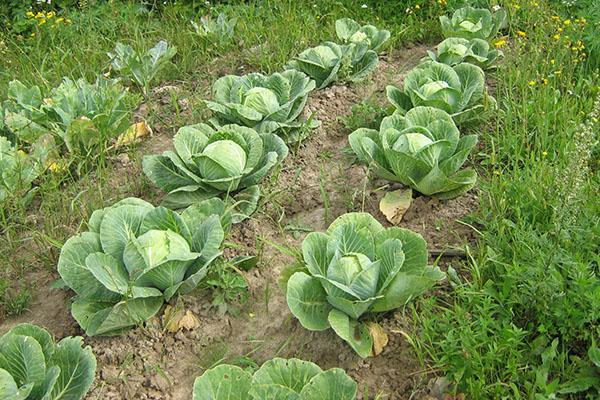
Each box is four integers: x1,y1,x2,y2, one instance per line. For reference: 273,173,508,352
0,44,479,400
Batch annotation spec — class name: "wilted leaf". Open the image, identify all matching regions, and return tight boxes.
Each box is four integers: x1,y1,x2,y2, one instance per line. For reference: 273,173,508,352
162,304,184,333
380,188,413,225
367,322,389,356
162,305,199,332
179,311,200,330
115,121,152,147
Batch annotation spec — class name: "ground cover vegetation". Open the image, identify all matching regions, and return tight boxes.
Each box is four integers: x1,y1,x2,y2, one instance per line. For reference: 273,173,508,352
0,0,598,399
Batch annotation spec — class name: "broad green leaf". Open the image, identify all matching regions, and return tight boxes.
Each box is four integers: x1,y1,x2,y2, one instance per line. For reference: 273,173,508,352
327,309,372,358
0,369,31,400
250,358,322,399
48,337,96,400
286,272,332,331
0,334,46,398
299,368,357,400
193,364,252,400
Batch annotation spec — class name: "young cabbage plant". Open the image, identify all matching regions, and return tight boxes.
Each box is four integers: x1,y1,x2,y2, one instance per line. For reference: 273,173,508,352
205,70,318,143
1,78,136,171
191,12,237,43
440,6,507,40
423,37,502,70
286,41,379,89
108,40,177,96
349,107,478,199
286,212,444,357
0,323,96,400
143,123,287,211
193,358,357,400
0,136,52,209
335,17,391,52
58,197,226,336
386,60,495,124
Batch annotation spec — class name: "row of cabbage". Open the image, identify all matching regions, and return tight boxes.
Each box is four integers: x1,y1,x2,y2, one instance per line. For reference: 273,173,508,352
0,7,508,400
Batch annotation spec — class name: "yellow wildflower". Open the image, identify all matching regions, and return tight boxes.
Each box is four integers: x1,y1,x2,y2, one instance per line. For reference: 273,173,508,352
542,78,549,85
494,170,501,175
542,151,548,157
563,19,571,26
554,70,562,76
35,11,44,19
579,17,586,25
553,34,561,40
26,11,34,17
494,39,507,48
513,4,521,10
30,32,36,37
550,59,555,65
551,16,560,21
38,18,46,26
517,30,526,37
528,80,537,86
557,27,563,33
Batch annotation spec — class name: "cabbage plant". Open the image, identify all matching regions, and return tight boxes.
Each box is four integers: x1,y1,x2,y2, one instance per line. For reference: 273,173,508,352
143,123,287,211
423,37,502,69
287,18,389,89
287,41,379,89
349,107,478,199
1,78,136,169
386,60,493,124
440,6,507,40
335,18,390,52
286,212,443,357
108,40,177,95
0,323,96,400
205,70,318,142
0,136,49,208
193,358,357,400
191,12,237,43
58,197,225,336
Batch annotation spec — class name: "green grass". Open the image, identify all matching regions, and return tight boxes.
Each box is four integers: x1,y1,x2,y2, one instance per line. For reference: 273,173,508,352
411,1,600,398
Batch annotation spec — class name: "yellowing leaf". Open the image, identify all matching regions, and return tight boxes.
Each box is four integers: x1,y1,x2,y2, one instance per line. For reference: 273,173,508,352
380,188,413,225
162,305,183,333
179,311,200,331
162,305,199,332
367,322,389,356
115,121,152,148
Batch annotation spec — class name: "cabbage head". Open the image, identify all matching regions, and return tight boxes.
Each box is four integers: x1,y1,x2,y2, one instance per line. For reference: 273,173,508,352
0,323,96,400
286,212,443,357
58,197,226,336
386,60,494,124
193,358,357,400
349,106,478,199
424,37,502,70
143,123,287,211
440,6,507,40
205,70,317,142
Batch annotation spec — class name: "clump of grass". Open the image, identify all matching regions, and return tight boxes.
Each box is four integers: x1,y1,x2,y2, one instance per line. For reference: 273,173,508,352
556,93,599,230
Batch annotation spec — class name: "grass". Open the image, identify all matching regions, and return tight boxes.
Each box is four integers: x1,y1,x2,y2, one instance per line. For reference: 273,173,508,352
1,0,598,398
